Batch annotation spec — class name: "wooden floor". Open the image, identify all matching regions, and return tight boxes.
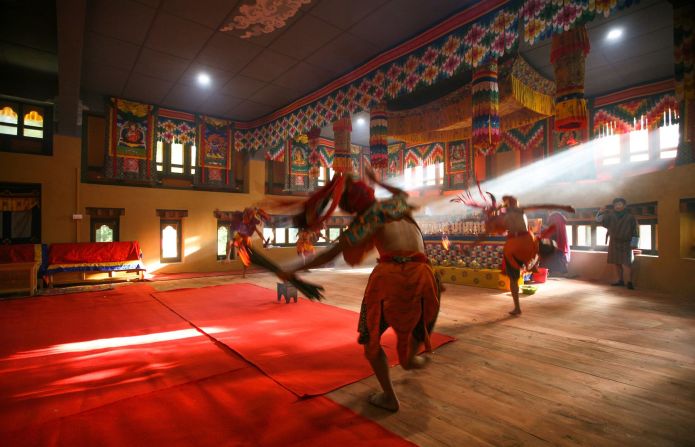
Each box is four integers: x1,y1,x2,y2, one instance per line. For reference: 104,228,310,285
149,269,695,447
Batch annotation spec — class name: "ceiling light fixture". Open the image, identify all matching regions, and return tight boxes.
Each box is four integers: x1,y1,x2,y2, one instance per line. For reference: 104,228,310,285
606,28,623,41
356,117,366,126
197,73,211,86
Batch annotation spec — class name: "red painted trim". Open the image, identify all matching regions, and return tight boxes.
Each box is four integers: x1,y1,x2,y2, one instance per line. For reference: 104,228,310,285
236,0,509,129
318,137,334,148
593,79,675,108
157,108,196,121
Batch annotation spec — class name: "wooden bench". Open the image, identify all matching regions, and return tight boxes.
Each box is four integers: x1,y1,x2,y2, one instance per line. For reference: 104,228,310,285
44,241,145,287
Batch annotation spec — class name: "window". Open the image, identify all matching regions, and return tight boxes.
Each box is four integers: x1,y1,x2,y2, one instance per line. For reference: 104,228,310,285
160,219,182,262
317,167,328,187
0,183,41,244
328,227,341,242
659,120,679,159
596,226,608,248
86,208,124,243
403,162,444,190
0,98,53,155
217,222,233,260
565,224,573,247
157,209,187,262
91,219,119,242
629,128,649,162
156,141,197,177
576,225,592,247
567,204,658,255
599,134,621,166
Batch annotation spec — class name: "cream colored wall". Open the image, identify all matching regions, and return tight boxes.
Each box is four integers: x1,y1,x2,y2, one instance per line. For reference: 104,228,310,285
2,135,693,294
0,135,305,274
0,135,82,243
519,163,695,297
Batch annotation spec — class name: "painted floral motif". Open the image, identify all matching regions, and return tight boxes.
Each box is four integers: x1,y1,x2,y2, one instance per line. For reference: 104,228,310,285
221,0,311,39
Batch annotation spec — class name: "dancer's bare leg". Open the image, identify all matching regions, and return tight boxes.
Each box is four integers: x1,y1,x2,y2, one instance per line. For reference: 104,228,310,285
403,336,428,370
365,346,399,411
509,280,522,316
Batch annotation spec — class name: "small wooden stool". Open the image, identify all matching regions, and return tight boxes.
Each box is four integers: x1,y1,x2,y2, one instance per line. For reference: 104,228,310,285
277,282,298,303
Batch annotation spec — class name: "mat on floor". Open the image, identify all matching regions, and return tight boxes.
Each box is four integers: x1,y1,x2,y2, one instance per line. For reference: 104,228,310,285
3,367,416,447
152,283,455,396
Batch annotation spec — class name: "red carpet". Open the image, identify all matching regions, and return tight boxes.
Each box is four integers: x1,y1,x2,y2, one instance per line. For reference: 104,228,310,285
4,367,415,447
152,283,455,396
1,282,443,445
0,284,247,434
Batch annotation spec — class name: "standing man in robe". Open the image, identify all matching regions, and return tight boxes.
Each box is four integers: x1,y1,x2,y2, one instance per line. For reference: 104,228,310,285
596,198,639,289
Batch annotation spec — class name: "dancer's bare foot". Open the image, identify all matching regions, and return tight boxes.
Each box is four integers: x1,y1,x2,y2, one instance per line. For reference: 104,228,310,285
509,309,522,316
407,355,429,369
369,392,399,412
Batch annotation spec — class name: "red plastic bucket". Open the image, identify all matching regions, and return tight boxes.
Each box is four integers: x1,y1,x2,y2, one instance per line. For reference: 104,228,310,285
532,268,548,283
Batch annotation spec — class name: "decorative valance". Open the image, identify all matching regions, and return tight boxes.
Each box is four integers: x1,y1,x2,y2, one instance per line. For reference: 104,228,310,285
497,120,547,153
404,142,445,167
156,209,188,219
85,207,125,218
388,57,551,146
510,56,555,116
592,92,679,135
157,108,197,145
265,140,286,161
318,144,334,168
240,0,638,153
0,195,39,212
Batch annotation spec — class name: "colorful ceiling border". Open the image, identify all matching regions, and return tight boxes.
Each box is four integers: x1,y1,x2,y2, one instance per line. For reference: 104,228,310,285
235,0,639,154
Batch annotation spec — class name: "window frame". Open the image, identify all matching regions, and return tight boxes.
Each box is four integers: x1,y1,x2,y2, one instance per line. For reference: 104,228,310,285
156,140,197,179
216,220,235,261
160,218,182,263
0,97,53,156
90,217,120,243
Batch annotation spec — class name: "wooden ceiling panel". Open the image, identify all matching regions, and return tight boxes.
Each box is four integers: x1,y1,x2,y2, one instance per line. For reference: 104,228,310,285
82,32,140,72
161,0,239,29
162,83,212,111
87,0,156,45
122,72,173,104
145,12,214,59
305,32,379,74
309,0,389,30
82,61,130,97
269,14,342,60
238,49,298,83
197,32,264,73
220,75,267,98
133,48,190,82
272,62,338,94
249,83,303,108
228,100,276,121
199,93,244,117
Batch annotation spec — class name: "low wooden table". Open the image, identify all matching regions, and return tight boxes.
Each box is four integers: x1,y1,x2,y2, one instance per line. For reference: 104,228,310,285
0,262,39,296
